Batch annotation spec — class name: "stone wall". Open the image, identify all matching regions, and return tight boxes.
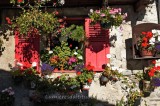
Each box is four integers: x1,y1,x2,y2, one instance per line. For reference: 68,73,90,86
110,2,158,75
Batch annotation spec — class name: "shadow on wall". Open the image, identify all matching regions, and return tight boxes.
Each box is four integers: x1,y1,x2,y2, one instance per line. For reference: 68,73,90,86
0,69,13,90
125,38,150,70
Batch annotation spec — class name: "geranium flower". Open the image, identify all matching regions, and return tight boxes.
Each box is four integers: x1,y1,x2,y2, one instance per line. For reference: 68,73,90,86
17,0,23,3
141,42,148,48
151,60,156,64
142,37,148,43
77,71,81,75
88,78,92,83
146,31,153,38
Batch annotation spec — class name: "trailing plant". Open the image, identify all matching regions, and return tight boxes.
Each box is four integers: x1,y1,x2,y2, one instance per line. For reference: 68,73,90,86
89,7,127,28
6,4,59,37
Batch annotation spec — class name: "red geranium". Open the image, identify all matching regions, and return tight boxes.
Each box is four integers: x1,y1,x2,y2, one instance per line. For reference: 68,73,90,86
146,31,153,38
77,71,81,75
17,0,23,3
142,37,148,43
141,43,148,48
87,78,92,83
151,60,156,64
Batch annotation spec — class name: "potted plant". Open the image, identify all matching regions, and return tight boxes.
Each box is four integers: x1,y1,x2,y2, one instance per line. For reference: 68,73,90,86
89,7,127,29
48,41,83,71
128,90,143,106
99,65,111,85
41,63,54,78
137,31,159,57
76,64,94,90
0,87,15,106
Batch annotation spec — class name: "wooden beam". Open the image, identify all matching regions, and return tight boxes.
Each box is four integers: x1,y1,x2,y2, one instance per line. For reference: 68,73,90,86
158,0,160,23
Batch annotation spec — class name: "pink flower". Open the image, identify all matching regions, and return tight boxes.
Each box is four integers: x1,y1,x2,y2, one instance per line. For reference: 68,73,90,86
95,10,100,14
100,13,105,17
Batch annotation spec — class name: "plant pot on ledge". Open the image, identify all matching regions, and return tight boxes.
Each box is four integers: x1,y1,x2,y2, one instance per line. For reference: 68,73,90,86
140,49,155,57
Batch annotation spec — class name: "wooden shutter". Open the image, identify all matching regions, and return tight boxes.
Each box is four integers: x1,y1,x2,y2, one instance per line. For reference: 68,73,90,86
15,34,40,71
85,18,110,71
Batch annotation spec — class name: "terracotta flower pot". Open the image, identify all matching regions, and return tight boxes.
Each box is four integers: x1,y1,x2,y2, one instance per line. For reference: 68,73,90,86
140,50,155,57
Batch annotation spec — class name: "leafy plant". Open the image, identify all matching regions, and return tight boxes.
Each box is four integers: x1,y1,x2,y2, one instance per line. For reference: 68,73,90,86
49,41,83,70
60,24,85,42
7,4,59,36
77,67,94,84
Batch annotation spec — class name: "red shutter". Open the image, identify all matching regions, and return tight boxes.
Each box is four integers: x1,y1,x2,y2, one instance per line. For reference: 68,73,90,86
15,35,40,71
85,18,110,71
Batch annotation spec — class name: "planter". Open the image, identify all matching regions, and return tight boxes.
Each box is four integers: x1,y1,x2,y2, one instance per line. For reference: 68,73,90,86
100,21,112,29
143,80,151,92
140,50,155,57
133,97,141,106
99,75,109,86
151,77,160,87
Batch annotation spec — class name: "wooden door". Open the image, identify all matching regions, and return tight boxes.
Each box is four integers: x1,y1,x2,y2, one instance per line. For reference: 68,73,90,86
85,18,110,71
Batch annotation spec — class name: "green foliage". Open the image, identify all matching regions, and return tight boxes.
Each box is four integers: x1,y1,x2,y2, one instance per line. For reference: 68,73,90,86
77,69,94,84
0,38,4,54
49,41,83,70
60,25,85,42
128,90,142,106
10,5,59,36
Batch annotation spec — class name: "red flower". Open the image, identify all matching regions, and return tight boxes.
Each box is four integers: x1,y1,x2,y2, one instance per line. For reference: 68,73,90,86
142,32,146,35
17,0,23,3
88,79,92,83
146,31,153,38
5,17,12,24
141,43,148,48
142,37,148,43
69,44,72,48
77,71,81,75
148,71,154,77
151,60,156,64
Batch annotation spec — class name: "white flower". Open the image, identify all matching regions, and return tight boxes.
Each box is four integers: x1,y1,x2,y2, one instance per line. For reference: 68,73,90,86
90,9,93,13
16,62,23,67
32,62,37,67
74,52,78,55
107,63,110,67
111,67,118,70
149,37,155,43
75,47,78,49
106,54,111,58
157,30,160,35
158,36,160,41
78,56,83,60
48,50,53,54
152,29,157,34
